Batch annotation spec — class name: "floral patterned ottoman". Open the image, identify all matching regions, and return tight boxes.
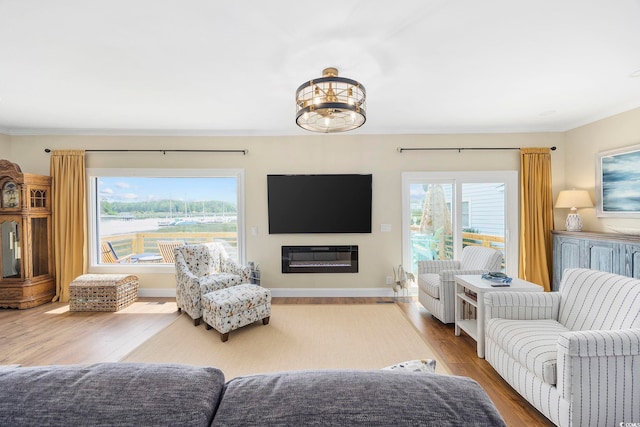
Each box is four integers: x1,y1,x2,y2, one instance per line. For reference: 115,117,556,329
201,284,271,342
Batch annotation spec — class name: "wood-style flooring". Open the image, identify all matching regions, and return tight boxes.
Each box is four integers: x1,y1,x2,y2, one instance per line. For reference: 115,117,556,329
0,296,554,426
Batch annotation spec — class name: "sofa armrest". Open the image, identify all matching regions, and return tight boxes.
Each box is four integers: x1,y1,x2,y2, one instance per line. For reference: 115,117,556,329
557,328,640,358
174,258,201,301
418,260,461,274
174,255,198,281
222,258,251,282
440,269,491,282
556,329,640,426
199,273,244,294
484,292,561,321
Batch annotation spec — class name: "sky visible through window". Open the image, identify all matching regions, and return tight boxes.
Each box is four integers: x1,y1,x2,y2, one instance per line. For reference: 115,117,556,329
98,177,237,204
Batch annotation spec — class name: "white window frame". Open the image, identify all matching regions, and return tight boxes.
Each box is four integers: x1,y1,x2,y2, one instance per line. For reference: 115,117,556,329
461,200,470,229
87,168,245,274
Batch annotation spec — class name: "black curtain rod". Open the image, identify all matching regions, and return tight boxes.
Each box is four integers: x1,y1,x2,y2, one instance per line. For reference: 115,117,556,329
397,146,556,153
44,148,248,155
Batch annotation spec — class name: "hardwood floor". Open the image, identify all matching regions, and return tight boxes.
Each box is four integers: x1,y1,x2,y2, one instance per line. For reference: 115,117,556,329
394,298,554,427
0,296,553,426
0,298,180,366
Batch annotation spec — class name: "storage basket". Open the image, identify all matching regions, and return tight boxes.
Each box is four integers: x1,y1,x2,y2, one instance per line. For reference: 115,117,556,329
69,274,139,312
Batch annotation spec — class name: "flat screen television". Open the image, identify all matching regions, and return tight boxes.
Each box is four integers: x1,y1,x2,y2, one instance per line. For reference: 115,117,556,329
267,174,372,234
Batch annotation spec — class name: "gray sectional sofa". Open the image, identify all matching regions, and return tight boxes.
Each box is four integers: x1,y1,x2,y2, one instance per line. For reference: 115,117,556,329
0,362,506,426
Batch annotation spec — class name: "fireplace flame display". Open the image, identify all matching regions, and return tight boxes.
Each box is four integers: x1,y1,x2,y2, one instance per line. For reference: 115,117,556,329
281,246,358,273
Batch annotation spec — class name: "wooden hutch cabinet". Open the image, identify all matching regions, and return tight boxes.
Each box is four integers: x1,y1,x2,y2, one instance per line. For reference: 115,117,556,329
0,159,55,309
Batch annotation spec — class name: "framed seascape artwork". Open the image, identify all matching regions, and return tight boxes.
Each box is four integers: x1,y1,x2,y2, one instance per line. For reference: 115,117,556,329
595,143,640,218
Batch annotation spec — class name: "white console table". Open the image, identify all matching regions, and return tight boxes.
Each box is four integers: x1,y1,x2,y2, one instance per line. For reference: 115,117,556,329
454,275,543,358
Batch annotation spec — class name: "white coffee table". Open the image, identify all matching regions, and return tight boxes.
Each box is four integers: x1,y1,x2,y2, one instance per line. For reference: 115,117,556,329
454,275,543,358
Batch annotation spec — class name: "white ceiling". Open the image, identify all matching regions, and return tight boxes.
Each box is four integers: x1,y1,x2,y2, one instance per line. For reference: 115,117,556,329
1,0,640,136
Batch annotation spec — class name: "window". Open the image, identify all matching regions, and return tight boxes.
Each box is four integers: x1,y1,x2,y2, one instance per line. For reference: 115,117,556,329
87,168,244,271
402,171,518,280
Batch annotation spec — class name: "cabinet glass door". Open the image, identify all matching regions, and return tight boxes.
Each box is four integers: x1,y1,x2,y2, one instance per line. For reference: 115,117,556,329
31,217,49,276
1,220,21,278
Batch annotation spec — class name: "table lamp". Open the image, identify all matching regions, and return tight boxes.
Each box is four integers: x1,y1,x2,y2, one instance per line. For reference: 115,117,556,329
555,190,593,232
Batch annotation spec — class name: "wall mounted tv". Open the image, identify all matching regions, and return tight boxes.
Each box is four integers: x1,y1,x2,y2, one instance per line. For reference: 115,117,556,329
267,174,372,234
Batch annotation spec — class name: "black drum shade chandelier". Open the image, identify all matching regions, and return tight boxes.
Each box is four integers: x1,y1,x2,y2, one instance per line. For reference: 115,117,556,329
295,67,366,133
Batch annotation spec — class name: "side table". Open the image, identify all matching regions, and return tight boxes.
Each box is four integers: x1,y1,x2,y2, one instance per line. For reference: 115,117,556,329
454,275,543,358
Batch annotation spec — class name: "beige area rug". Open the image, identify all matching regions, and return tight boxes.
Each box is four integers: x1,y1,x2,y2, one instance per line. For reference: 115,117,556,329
121,304,451,379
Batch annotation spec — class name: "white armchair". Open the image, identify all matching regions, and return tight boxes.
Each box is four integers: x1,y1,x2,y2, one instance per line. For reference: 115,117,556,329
485,268,640,427
417,246,503,324
174,242,251,326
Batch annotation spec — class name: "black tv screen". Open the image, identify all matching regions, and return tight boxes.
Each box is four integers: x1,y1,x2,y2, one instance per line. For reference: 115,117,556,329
267,174,372,234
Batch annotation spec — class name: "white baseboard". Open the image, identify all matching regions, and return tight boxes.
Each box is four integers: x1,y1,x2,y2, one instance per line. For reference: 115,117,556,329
269,288,396,297
139,288,177,298
139,287,418,298
269,287,419,297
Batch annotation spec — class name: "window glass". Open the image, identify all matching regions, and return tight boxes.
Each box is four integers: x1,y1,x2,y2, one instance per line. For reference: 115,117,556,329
409,183,454,265
402,171,518,280
88,170,243,267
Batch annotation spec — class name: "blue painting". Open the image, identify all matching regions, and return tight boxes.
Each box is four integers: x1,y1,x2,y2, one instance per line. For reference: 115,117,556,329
599,146,640,215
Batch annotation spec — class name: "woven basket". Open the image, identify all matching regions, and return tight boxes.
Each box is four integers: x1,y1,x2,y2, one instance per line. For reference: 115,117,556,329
69,274,139,312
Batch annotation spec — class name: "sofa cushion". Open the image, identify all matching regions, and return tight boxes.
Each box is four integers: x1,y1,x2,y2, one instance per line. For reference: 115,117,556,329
0,362,225,427
213,370,506,426
486,318,569,385
419,273,441,299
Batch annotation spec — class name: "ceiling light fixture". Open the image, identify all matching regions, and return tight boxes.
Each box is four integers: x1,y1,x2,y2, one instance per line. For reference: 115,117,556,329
295,67,366,133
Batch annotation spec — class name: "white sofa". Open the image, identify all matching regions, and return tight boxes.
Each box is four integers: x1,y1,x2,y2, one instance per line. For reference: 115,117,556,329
485,268,640,427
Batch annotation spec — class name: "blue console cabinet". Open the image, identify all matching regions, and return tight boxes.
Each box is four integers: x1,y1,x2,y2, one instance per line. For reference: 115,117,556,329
552,230,640,291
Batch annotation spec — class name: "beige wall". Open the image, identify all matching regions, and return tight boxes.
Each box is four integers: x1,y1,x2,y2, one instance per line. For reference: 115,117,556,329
3,132,564,295
563,108,640,233
4,106,640,295
0,133,9,158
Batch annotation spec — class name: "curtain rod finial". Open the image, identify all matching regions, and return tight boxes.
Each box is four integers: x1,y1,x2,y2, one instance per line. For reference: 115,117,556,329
44,148,51,153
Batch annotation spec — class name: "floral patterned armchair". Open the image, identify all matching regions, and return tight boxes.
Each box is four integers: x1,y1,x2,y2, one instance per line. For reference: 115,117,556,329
174,242,251,326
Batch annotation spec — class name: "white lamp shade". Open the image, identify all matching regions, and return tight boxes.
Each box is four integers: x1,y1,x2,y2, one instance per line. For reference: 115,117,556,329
555,190,593,209
555,190,593,232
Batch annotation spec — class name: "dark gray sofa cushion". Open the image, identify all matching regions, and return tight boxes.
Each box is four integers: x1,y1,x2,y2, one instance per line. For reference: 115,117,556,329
213,370,506,426
0,362,225,427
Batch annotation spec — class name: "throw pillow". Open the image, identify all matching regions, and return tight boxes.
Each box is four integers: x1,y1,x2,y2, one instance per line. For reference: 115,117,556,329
381,358,436,373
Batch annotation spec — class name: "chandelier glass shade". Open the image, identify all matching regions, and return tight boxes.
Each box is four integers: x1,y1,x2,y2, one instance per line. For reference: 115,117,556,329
295,67,366,133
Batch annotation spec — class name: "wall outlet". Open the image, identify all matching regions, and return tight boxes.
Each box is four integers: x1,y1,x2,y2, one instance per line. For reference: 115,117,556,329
385,276,393,285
